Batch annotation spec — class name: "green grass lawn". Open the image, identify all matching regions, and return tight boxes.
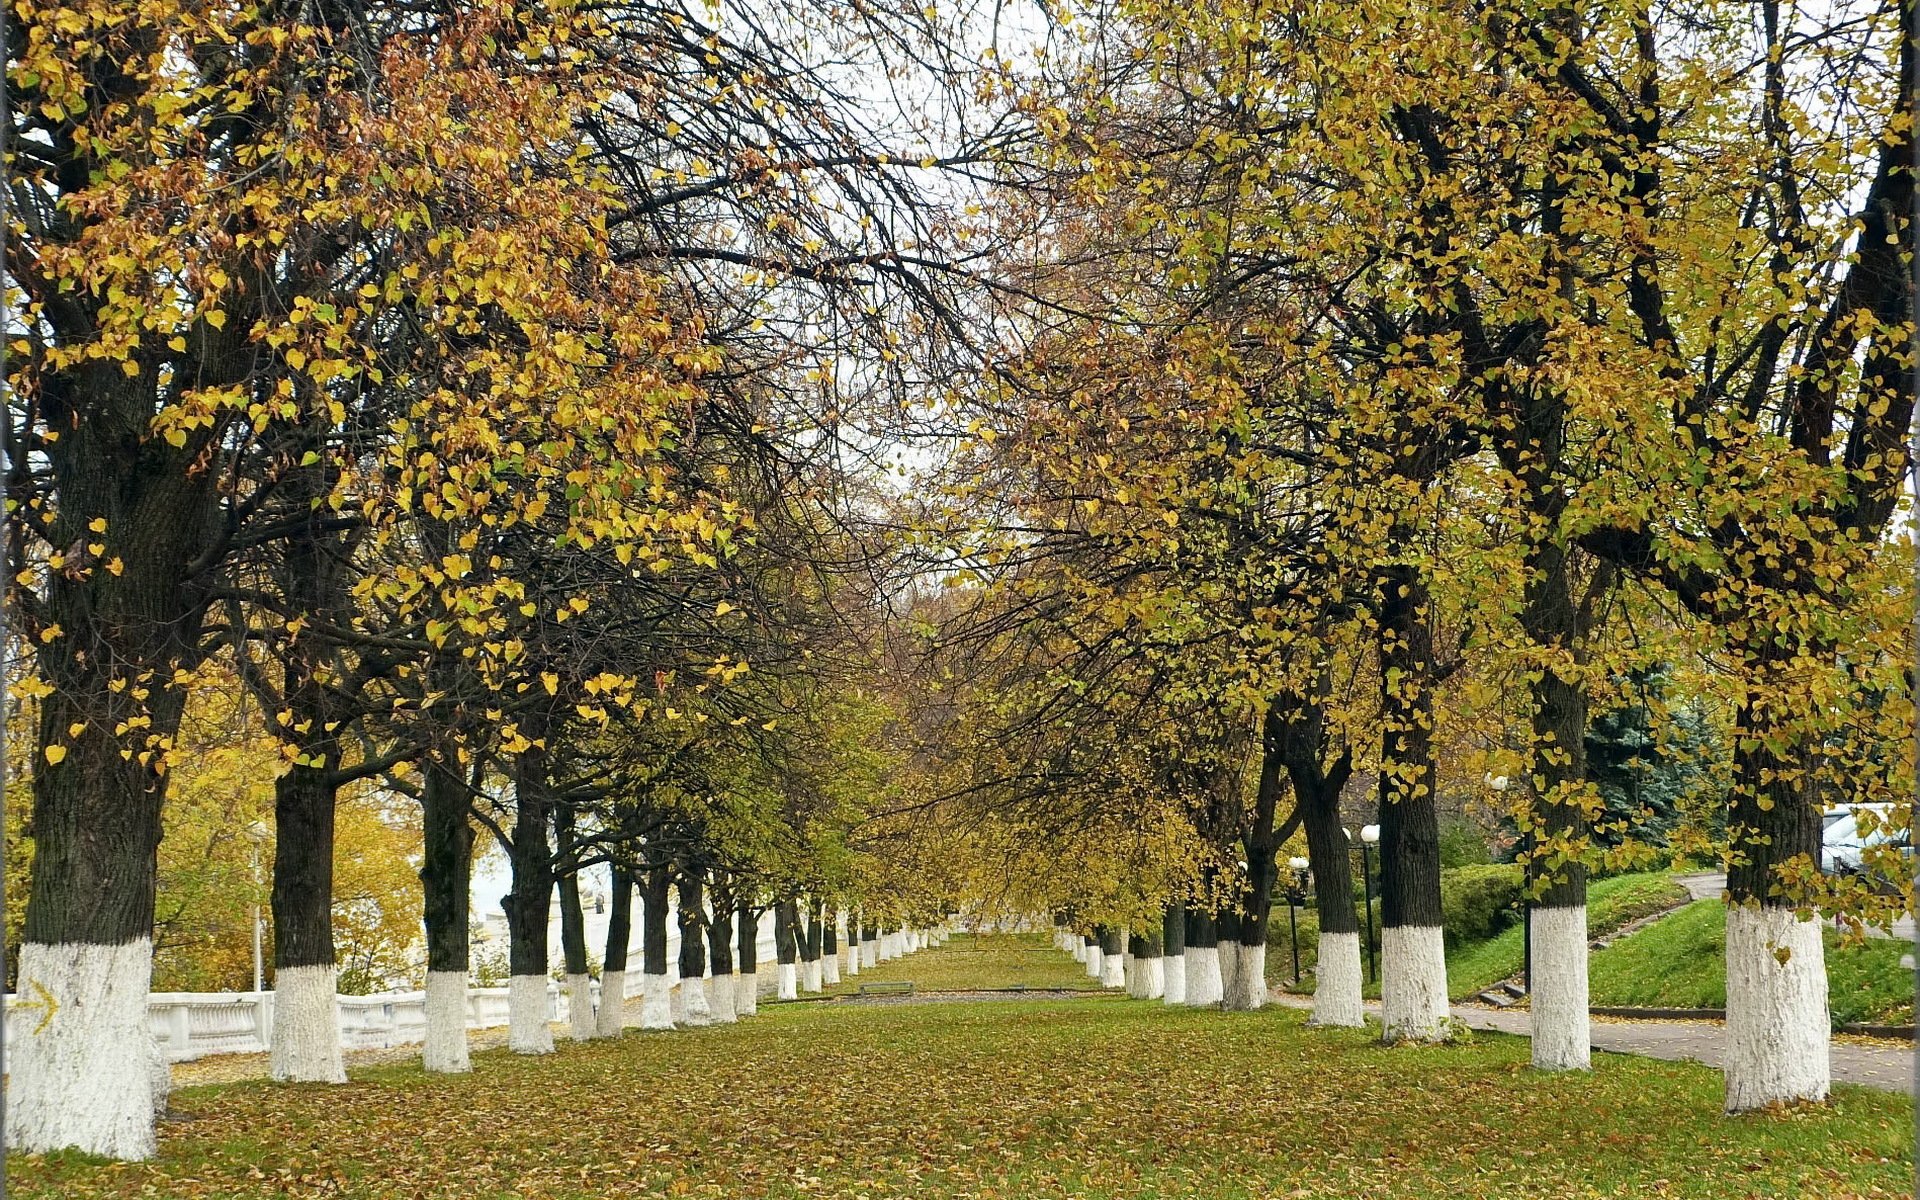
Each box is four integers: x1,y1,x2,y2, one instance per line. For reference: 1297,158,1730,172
1587,901,1914,1026
811,931,1101,997
11,933,1913,1199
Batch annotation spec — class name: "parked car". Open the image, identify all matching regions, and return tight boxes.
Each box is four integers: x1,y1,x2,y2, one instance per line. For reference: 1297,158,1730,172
1821,804,1911,879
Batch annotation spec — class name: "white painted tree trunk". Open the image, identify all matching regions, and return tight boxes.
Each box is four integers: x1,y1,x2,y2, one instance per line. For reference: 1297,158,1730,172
567,972,596,1041
1100,949,1125,988
735,972,759,1016
271,963,348,1082
802,959,823,992
845,941,860,976
1122,953,1140,997
777,962,799,1000
1184,945,1223,1006
1162,953,1187,1005
1529,905,1590,1071
5,939,161,1160
640,972,674,1030
1309,931,1365,1028
1223,942,1267,1010
1724,904,1830,1111
1071,939,1087,963
1217,940,1241,1007
424,970,472,1072
1084,945,1103,979
862,939,878,968
508,974,555,1054
822,953,841,986
595,970,627,1037
1379,925,1449,1043
707,973,737,1023
678,975,715,1026
1145,955,1164,999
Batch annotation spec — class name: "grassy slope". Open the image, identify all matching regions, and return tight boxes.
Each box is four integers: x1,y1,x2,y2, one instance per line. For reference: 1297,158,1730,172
812,931,1100,997
1587,901,1914,1026
13,934,1912,1200
1267,872,1692,1001
1442,873,1693,1000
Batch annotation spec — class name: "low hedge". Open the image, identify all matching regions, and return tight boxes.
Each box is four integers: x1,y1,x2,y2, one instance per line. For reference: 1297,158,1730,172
1438,864,1525,949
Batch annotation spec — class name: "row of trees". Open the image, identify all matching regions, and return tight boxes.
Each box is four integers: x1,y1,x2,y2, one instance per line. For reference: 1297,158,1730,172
915,0,1913,1117
4,0,1002,1160
4,0,1909,1165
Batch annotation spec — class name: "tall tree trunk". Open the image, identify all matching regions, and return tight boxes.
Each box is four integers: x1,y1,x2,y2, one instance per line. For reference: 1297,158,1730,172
554,809,594,1041
639,866,674,1030
822,911,842,985
735,899,761,1015
1183,903,1221,1006
800,901,824,992
503,739,555,1054
1215,906,1244,1004
774,898,800,999
9,353,220,1158
266,505,355,1084
1160,902,1188,1004
707,880,737,1023
1125,932,1150,998
1375,563,1448,1043
674,867,713,1025
597,866,632,1037
1521,536,1592,1070
1272,677,1362,1027
1098,926,1125,988
268,737,345,1082
1723,648,1831,1109
421,760,474,1070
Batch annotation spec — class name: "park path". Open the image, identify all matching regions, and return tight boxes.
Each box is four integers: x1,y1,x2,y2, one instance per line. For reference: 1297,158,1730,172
1269,992,1913,1095
1674,871,1917,940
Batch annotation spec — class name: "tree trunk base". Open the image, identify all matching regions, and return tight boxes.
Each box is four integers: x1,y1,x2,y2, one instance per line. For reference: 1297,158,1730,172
1100,950,1125,988
1217,941,1242,1004
424,971,472,1072
802,960,823,993
1530,906,1591,1071
707,973,738,1023
566,972,596,1041
1308,931,1365,1028
1223,942,1267,1010
1380,925,1449,1044
1161,954,1187,1005
1725,904,1830,1111
777,962,799,1001
508,975,555,1054
1184,946,1223,1006
6,939,161,1160
595,970,627,1038
823,956,841,986
735,972,759,1016
639,972,674,1030
271,963,348,1083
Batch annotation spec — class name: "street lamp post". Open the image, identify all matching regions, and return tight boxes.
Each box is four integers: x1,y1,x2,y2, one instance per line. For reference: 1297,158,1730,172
246,820,269,994
1286,856,1309,986
1359,824,1380,985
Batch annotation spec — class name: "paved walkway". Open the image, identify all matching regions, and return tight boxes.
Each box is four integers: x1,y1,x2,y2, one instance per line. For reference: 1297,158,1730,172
1271,992,1913,1095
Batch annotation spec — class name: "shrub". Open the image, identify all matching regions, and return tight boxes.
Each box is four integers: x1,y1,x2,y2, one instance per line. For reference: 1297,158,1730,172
1439,864,1524,949
1438,817,1495,867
